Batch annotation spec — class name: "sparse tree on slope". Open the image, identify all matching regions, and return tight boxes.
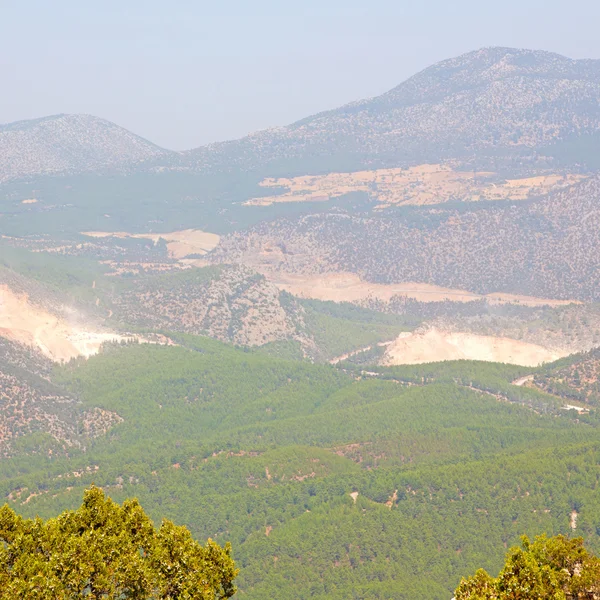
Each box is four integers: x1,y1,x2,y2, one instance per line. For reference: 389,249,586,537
0,486,238,599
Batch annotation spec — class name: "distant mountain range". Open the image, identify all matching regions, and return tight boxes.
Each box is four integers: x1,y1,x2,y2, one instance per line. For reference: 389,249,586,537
3,47,600,183
180,47,600,175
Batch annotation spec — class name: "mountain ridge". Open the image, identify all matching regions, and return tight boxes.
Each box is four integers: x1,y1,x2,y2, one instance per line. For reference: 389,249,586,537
3,46,600,184
178,46,600,175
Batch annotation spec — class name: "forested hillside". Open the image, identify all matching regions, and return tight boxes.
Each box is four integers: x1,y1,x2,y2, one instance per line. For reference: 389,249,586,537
0,338,122,457
533,347,600,406
1,339,599,599
2,42,600,600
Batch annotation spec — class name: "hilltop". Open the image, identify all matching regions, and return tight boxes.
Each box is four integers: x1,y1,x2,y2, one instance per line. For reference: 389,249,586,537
0,114,169,182
179,47,600,175
3,47,600,188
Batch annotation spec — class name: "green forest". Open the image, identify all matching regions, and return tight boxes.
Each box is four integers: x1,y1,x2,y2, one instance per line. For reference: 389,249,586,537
2,336,600,599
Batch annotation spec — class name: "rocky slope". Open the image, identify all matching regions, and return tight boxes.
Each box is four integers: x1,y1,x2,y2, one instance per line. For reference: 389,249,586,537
0,114,169,182
109,264,312,349
179,47,600,175
4,47,600,185
211,175,600,301
0,338,122,456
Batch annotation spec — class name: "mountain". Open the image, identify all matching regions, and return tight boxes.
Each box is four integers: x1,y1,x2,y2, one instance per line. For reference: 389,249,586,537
0,114,170,182
4,44,600,600
179,47,600,176
3,47,600,187
212,174,600,301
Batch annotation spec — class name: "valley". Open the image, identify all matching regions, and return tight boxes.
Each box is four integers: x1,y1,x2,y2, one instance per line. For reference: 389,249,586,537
2,44,600,599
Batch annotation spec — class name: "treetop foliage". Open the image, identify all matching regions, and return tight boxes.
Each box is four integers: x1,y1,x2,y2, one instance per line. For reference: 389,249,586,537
0,486,238,599
455,534,600,599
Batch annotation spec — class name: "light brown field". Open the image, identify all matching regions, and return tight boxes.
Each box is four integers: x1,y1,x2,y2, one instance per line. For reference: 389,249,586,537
265,271,578,307
244,164,585,208
100,261,191,276
0,285,124,362
21,198,38,205
382,328,567,367
81,229,220,259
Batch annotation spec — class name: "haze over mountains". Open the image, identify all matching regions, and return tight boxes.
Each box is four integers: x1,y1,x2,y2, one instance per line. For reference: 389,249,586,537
0,114,167,183
3,45,600,354
3,44,600,599
3,47,600,184
181,46,600,175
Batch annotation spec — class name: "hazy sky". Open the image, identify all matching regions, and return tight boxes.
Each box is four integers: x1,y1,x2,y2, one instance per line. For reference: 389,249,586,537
2,0,600,150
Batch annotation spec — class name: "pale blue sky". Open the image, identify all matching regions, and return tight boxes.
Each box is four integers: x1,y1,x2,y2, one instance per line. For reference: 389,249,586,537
2,0,600,149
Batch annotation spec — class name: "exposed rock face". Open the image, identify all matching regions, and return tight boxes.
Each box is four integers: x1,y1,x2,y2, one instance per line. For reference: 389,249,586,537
110,264,311,348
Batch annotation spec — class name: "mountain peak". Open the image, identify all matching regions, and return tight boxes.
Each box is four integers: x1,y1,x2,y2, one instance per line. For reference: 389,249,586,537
372,46,600,110
0,113,170,182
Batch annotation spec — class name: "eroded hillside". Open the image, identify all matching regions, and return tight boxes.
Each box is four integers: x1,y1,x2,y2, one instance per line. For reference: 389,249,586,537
381,328,566,368
211,176,600,302
109,264,312,348
0,338,122,457
0,283,124,362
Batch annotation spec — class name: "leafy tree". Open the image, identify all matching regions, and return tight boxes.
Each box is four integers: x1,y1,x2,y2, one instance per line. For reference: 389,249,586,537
455,535,600,599
0,486,238,599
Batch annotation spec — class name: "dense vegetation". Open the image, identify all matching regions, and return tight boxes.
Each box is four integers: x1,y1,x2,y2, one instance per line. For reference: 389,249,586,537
0,486,237,598
0,338,599,598
3,43,600,600
456,535,600,599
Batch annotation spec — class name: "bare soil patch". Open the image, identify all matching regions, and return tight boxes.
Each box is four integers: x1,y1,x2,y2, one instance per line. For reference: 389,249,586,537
82,229,220,259
245,164,585,208
265,271,576,307
382,328,566,367
0,285,124,362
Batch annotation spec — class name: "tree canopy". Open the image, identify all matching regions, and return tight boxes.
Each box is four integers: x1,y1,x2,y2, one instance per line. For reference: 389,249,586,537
455,534,600,599
0,486,238,599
